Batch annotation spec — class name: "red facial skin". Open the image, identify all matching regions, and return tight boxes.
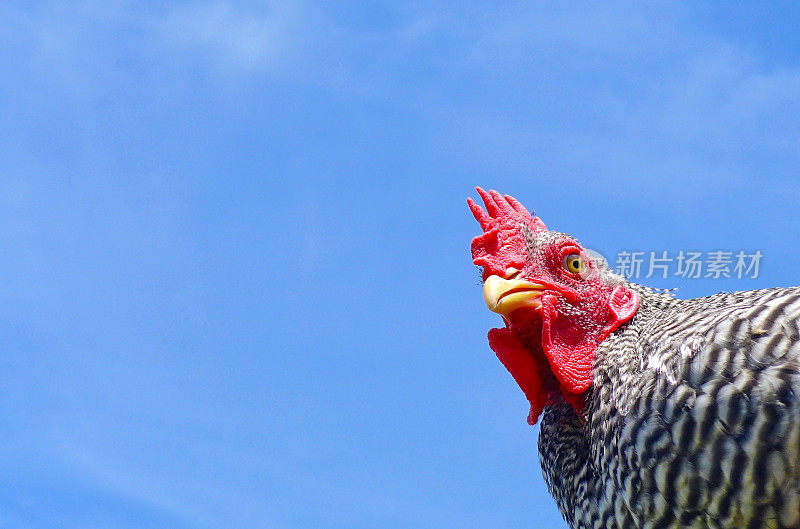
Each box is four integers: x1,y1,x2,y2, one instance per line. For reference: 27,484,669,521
469,188,640,424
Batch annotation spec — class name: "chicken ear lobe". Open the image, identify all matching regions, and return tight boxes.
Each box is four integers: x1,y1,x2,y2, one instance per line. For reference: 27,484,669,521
607,285,639,325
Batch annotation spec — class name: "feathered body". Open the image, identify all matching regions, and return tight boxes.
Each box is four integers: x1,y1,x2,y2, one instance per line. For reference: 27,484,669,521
542,286,800,529
467,188,800,529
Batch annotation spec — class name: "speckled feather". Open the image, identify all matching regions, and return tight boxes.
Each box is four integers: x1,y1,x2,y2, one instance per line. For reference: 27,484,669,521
539,285,800,529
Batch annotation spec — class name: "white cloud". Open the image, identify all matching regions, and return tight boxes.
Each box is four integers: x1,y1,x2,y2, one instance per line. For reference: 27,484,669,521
463,3,682,67
5,2,799,197
396,12,440,44
410,3,800,197
159,2,291,65
151,1,324,74
1,1,340,90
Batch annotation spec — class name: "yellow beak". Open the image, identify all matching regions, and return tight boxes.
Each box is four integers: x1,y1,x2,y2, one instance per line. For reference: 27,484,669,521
483,274,544,317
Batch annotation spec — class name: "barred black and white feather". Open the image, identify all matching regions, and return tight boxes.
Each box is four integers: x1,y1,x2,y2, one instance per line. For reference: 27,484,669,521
539,285,800,529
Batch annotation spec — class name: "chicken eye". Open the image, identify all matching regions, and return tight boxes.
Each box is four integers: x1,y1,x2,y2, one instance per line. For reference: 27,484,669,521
564,254,585,274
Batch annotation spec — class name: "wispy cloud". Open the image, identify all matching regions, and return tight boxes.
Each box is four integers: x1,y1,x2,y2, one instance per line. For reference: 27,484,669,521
462,3,681,65
155,2,300,69
396,3,800,198
1,1,341,93
150,1,347,81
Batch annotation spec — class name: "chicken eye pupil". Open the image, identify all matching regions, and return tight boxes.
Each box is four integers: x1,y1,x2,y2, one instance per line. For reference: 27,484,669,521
565,254,583,273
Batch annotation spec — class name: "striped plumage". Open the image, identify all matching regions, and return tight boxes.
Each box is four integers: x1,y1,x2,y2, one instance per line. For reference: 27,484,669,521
467,189,800,529
540,285,800,529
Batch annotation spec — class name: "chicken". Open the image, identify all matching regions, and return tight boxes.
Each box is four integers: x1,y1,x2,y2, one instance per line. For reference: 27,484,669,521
468,188,800,529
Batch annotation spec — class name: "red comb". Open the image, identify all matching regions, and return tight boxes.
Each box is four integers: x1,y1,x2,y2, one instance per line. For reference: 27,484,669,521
468,188,547,280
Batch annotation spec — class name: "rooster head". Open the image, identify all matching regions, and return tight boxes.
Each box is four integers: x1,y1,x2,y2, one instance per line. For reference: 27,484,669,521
468,188,640,424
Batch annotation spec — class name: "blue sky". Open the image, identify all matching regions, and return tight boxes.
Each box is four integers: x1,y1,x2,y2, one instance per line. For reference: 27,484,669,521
1,2,799,528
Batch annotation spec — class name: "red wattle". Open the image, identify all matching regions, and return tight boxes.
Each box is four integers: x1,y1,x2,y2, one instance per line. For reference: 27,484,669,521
488,327,548,425
540,292,596,395
540,286,640,400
